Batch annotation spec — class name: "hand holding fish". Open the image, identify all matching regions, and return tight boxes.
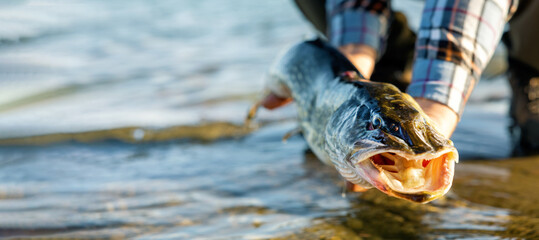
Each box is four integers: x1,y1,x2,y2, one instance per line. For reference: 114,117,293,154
260,43,458,139
249,39,459,203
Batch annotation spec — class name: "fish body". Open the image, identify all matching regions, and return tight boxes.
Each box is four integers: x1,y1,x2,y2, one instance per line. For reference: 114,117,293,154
261,39,458,203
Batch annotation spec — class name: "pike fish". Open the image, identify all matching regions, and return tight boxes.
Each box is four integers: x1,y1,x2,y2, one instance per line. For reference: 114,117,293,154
248,39,458,203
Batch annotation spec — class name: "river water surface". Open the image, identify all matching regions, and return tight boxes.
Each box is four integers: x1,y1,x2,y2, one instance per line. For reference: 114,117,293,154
0,1,537,239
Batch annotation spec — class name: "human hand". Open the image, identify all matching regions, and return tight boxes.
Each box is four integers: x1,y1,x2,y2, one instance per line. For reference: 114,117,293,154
260,44,457,140
337,43,376,79
341,45,459,139
414,97,458,138
260,43,377,110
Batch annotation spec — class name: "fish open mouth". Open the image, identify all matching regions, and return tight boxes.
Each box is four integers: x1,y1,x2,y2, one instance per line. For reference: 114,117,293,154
355,149,458,203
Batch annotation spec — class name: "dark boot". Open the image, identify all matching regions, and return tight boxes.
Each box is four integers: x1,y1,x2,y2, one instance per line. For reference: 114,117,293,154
507,58,539,156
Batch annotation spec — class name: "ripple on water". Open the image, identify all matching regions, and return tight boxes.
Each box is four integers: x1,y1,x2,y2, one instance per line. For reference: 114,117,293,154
0,131,537,239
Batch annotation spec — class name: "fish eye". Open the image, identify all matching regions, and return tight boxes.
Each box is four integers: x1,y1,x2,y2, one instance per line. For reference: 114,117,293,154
368,115,383,130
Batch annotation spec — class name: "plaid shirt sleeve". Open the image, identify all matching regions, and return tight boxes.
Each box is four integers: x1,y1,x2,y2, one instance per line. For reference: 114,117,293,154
326,0,391,55
407,0,519,116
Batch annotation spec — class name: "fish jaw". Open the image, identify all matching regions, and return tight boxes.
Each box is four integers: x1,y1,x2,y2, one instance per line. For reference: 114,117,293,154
348,148,458,203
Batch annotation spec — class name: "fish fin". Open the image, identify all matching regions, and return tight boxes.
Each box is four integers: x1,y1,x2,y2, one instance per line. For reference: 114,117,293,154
342,180,348,197
282,127,302,143
340,71,361,81
260,92,292,110
346,181,369,192
245,100,262,127
245,92,293,127
340,70,370,82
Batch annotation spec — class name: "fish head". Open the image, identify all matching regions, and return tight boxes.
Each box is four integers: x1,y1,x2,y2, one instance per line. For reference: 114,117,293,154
325,81,458,203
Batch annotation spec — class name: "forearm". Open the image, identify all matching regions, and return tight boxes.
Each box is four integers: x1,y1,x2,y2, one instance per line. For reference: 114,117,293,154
407,0,518,117
406,0,518,137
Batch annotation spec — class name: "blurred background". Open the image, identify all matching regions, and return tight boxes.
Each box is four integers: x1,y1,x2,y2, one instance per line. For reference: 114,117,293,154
0,0,536,239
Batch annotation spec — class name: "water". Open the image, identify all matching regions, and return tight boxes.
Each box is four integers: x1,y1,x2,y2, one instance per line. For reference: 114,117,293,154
0,1,537,239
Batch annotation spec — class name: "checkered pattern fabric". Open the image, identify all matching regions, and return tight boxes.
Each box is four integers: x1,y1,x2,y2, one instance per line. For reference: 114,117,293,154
327,0,518,116
408,0,517,116
326,0,391,55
